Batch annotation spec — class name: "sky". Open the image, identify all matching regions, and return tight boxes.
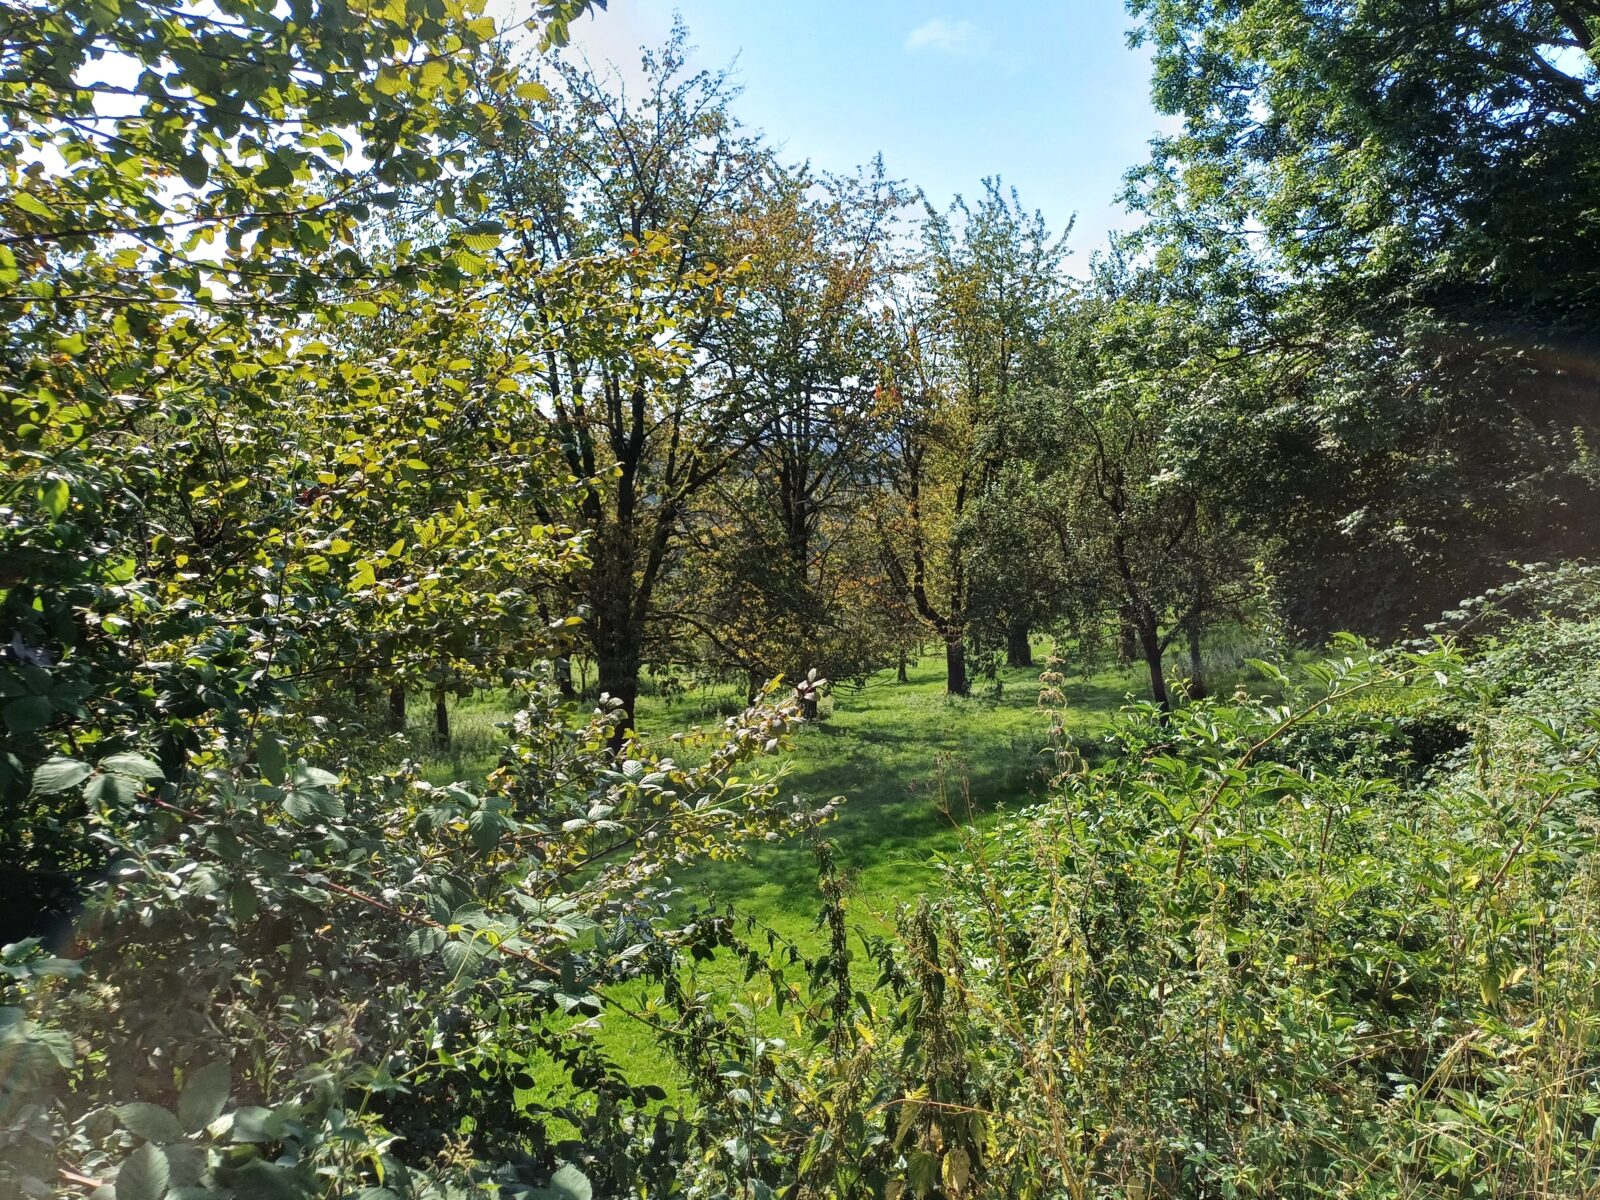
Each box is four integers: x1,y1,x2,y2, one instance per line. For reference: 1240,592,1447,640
545,1,1181,264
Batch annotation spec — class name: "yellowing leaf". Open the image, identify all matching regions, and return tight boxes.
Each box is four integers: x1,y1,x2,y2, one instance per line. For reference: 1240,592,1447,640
15,192,54,219
418,59,449,91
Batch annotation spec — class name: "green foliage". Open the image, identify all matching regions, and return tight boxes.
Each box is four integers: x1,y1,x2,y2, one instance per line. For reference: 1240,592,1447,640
481,29,778,728
687,160,918,687
0,0,598,887
1126,0,1600,637
1,685,817,1198
878,180,1072,697
8,1,1600,1196
1131,0,1600,318
576,604,1600,1198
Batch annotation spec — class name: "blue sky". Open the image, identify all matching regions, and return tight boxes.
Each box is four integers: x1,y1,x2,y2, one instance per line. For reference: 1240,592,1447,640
556,2,1179,262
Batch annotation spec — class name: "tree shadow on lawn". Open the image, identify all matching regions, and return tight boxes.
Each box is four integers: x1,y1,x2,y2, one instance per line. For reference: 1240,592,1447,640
676,722,1058,921
707,671,1152,917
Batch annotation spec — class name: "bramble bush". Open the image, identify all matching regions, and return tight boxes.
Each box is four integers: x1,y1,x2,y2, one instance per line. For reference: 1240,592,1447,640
1,684,825,1199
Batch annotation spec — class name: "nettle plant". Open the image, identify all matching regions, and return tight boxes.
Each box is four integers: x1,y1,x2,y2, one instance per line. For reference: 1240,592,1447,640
632,624,1600,1200
2,683,822,1199
863,633,1600,1199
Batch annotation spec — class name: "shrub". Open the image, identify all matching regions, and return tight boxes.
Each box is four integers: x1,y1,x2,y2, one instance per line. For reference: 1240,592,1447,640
638,625,1600,1199
1,689,823,1199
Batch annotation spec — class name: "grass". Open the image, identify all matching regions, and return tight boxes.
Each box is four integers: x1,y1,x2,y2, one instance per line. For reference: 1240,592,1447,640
641,650,1140,947
401,642,1158,1108
408,643,1147,941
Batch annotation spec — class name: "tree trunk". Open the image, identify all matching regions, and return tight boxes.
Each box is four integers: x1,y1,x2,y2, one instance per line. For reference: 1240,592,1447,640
388,685,406,732
596,648,641,753
1186,620,1208,701
897,651,908,684
1118,609,1139,665
1005,620,1033,668
590,571,643,751
1138,622,1170,712
945,632,969,698
434,693,450,747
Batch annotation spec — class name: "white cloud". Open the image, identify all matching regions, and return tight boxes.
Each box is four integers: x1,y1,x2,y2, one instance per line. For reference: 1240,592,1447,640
903,16,1021,73
904,16,983,55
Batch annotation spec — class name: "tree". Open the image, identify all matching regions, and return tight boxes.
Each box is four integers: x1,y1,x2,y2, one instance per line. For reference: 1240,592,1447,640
0,0,605,925
1127,0,1600,637
683,160,916,688
486,30,776,741
877,181,1069,695
1031,254,1259,708
960,389,1078,670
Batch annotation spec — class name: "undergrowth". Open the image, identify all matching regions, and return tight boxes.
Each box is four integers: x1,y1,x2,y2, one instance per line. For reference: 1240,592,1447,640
9,572,1600,1199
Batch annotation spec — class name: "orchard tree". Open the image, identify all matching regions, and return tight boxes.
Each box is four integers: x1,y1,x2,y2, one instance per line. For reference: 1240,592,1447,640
1035,255,1259,708
685,160,916,687
486,30,779,740
960,387,1079,669
878,181,1068,695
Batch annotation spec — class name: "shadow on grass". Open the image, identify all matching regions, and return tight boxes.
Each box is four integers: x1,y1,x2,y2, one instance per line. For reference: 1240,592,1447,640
666,663,1120,928
404,651,1157,938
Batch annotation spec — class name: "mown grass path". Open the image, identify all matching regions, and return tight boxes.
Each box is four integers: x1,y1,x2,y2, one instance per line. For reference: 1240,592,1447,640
417,646,1144,1100
643,648,1137,946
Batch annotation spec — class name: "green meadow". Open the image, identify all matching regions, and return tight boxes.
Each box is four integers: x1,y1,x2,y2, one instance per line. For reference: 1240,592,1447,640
404,644,1152,1103
413,644,1148,947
